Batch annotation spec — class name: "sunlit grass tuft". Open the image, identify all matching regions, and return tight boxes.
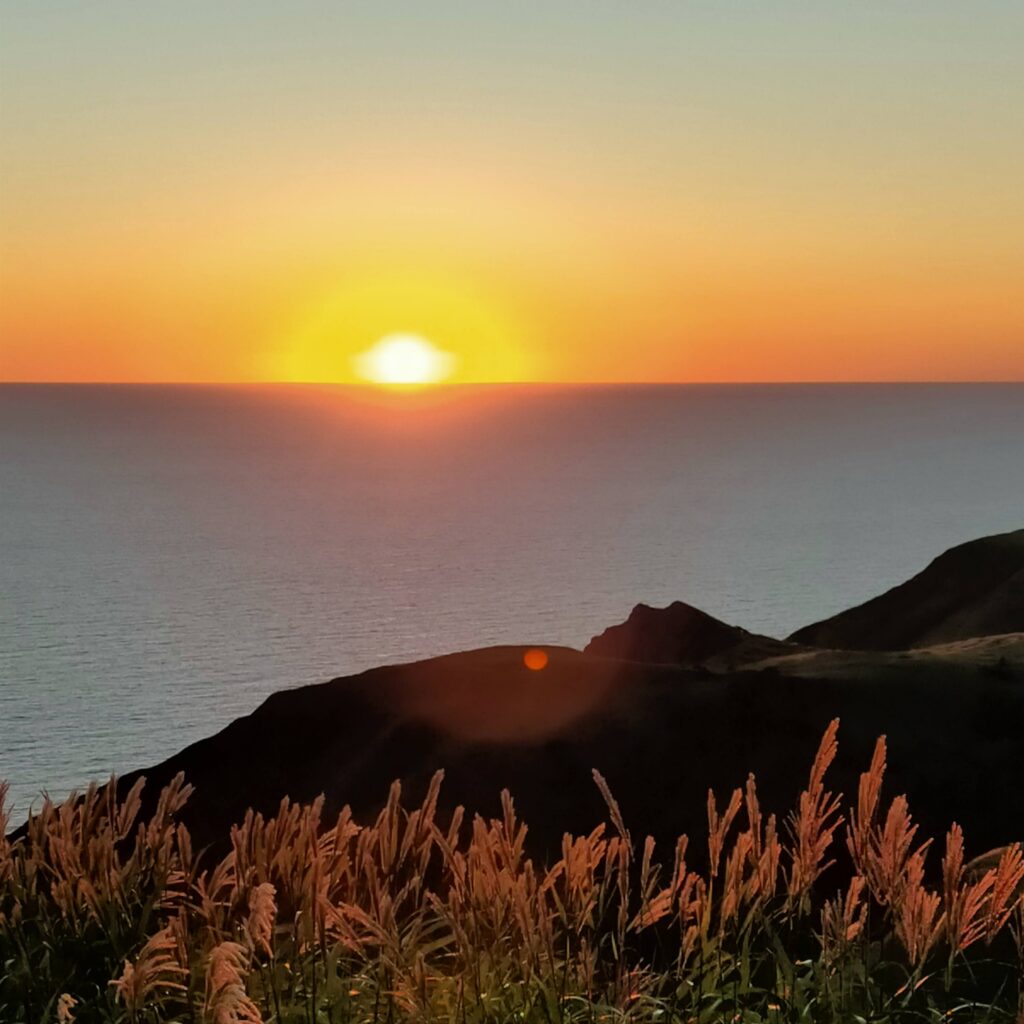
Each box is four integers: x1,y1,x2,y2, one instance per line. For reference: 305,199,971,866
1,723,1022,1022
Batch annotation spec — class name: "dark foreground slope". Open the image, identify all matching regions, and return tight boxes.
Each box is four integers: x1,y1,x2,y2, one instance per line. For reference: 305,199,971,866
122,641,1024,861
111,529,1024,861
789,528,1024,651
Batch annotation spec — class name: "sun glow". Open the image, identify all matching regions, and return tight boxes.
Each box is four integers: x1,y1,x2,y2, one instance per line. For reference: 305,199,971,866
353,334,456,386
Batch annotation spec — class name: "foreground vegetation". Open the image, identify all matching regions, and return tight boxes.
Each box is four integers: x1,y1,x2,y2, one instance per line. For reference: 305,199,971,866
1,721,1022,1023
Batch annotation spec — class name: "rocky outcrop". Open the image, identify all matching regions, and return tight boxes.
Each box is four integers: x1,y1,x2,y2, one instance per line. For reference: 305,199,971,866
788,529,1024,651
584,600,794,667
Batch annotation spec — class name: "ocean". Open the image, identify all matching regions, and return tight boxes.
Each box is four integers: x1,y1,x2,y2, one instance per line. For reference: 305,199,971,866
2,383,1023,814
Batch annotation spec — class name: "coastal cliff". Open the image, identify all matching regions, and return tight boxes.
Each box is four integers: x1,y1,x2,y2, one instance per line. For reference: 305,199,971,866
115,529,1024,861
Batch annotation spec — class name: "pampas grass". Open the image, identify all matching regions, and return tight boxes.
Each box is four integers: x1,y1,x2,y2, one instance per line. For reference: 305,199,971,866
1,719,1022,1022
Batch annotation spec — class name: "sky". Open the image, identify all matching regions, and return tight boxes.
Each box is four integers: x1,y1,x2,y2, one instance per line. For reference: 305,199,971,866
1,1,1022,383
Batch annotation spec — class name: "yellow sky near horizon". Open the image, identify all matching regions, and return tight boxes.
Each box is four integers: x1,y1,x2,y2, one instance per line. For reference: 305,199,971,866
1,3,1022,383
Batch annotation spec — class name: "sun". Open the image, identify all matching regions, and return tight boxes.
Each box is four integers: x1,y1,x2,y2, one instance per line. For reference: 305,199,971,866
353,333,456,387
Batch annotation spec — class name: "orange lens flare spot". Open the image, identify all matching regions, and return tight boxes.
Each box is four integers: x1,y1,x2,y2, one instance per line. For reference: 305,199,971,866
523,648,549,671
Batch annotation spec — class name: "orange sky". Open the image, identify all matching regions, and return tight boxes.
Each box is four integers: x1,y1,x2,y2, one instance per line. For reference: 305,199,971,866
2,3,1022,383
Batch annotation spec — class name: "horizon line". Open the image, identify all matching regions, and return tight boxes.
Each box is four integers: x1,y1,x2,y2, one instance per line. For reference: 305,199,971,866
2,379,1023,388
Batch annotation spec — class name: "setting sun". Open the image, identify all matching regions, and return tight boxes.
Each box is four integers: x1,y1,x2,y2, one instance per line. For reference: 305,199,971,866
353,334,456,386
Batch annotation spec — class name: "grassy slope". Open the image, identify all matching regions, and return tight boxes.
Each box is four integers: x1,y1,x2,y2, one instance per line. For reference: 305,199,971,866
115,640,1024,864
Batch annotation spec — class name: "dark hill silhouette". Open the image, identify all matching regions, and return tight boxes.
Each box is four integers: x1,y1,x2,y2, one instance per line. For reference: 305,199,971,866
584,599,795,667
118,640,1024,865
51,528,1019,867
789,529,1024,650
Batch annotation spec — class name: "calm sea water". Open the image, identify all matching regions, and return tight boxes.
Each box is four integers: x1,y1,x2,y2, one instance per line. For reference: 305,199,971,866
2,383,1023,813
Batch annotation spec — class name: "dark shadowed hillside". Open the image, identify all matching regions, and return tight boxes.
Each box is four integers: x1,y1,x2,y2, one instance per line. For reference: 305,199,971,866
789,529,1024,651
120,640,1024,864
96,529,1024,865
